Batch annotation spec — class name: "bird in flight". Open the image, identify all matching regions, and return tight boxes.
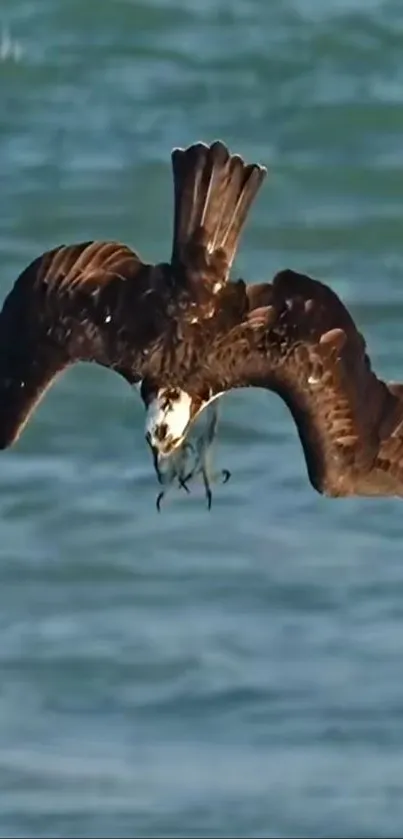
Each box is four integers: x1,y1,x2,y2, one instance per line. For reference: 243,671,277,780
2,139,403,508
0,140,267,508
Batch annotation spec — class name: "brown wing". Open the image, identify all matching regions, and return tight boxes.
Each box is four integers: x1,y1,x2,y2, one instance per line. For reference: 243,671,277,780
200,268,403,497
0,240,169,449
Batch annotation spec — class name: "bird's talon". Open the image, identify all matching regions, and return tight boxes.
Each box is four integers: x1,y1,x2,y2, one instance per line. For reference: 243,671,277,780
222,469,231,484
206,489,212,510
178,476,191,494
156,491,164,512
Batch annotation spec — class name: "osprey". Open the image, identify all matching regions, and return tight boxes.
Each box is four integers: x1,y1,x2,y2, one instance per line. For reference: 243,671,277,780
0,140,267,507
2,139,403,506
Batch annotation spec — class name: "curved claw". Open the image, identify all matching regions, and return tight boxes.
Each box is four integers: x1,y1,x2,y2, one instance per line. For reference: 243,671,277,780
178,476,191,494
206,487,212,511
177,440,195,493
156,491,164,512
221,469,231,484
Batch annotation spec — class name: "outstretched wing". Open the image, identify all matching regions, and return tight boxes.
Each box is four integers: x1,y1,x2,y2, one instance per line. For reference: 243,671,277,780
0,241,168,449
202,269,402,497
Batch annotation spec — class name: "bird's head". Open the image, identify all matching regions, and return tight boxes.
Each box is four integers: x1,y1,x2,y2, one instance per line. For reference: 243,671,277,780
145,386,194,455
137,382,208,479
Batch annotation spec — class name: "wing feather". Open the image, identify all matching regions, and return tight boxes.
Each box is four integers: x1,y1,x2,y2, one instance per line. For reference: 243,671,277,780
0,240,165,448
202,269,403,496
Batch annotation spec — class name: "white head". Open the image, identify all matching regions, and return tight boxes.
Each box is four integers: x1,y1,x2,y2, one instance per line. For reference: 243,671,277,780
134,381,218,482
144,386,193,457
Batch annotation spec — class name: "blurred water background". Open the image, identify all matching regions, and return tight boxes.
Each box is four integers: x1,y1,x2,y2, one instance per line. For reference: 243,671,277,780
1,0,403,836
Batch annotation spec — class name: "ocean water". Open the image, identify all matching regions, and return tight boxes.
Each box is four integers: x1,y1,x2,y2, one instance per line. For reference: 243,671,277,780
1,0,403,836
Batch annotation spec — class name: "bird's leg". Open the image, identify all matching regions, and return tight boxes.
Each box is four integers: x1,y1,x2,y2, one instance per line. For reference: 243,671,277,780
155,403,231,511
156,490,165,512
155,441,195,511
199,403,220,509
176,441,194,494
191,402,230,509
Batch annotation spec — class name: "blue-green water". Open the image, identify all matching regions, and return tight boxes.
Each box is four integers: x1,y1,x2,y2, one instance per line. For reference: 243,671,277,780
1,0,403,836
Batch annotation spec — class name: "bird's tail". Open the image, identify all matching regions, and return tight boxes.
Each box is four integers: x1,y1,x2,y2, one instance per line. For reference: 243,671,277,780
170,140,267,285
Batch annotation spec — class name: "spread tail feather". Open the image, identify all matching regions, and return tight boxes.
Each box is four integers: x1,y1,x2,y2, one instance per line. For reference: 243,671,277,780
170,140,267,286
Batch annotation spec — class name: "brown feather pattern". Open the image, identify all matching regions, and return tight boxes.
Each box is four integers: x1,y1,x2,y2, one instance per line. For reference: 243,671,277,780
186,269,403,497
3,137,403,502
170,140,266,294
0,141,265,450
